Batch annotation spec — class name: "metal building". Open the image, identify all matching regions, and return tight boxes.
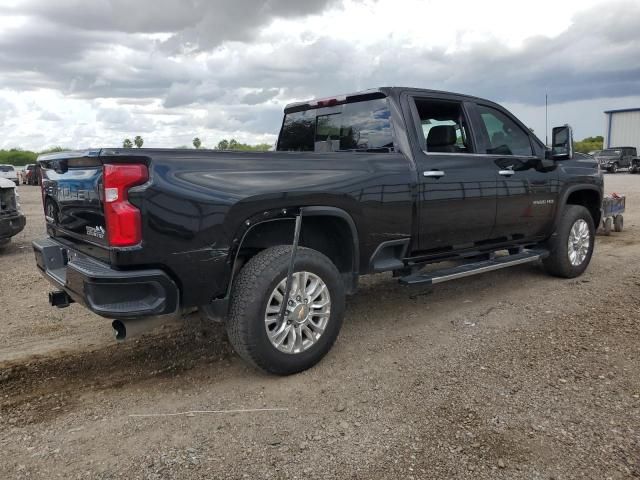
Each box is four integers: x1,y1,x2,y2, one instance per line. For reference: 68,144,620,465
604,107,640,150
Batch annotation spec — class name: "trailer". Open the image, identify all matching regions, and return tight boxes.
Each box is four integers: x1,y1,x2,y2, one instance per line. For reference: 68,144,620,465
600,194,625,235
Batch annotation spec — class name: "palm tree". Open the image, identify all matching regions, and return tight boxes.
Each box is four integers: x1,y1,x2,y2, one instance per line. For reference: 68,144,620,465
134,136,144,148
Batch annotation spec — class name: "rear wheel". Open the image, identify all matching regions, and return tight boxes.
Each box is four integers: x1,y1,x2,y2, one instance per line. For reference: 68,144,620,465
603,217,612,236
543,205,595,278
226,245,345,375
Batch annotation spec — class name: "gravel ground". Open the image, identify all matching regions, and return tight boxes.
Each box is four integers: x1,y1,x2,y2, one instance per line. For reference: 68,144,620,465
0,176,639,479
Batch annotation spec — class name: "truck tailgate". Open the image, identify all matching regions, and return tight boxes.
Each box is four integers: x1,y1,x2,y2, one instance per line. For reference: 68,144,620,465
39,150,108,248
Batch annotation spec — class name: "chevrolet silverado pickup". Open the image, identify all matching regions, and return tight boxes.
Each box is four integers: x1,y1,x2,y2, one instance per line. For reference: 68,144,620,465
33,87,603,375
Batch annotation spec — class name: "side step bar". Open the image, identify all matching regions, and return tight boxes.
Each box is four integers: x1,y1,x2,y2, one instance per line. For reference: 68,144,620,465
399,249,549,286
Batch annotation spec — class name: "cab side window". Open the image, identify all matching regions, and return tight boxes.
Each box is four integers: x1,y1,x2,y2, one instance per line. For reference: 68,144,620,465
413,98,472,153
477,105,533,156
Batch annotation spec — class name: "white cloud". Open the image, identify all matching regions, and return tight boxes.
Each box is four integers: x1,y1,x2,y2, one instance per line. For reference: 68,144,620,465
0,0,636,150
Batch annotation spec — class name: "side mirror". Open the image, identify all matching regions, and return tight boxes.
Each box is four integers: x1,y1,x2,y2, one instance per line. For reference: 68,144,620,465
551,125,573,160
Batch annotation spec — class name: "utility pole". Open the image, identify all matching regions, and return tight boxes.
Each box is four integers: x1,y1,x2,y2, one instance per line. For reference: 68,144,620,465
545,93,548,146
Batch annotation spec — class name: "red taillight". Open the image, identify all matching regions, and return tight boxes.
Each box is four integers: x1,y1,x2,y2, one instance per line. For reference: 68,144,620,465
103,164,148,247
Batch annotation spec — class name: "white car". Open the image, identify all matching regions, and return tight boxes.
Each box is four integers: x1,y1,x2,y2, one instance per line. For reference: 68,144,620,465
0,164,19,185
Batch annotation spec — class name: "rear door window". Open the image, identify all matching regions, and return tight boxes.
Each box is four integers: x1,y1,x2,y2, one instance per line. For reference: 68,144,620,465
278,97,393,152
476,105,533,156
412,98,472,153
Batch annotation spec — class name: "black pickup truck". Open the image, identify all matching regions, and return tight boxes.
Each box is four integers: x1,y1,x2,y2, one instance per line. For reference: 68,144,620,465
33,87,603,375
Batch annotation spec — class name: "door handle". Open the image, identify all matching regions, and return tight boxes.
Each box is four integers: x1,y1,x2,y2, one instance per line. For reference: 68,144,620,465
423,170,445,178
498,169,515,176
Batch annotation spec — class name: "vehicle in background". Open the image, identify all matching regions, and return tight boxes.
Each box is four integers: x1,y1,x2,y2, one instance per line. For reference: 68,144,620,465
0,164,19,185
0,178,26,249
32,87,603,375
24,163,40,185
594,147,637,173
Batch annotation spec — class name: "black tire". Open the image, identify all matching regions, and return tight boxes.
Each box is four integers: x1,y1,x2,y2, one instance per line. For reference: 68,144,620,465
226,245,345,375
542,205,595,278
603,217,612,236
45,198,59,223
611,163,619,173
614,215,624,232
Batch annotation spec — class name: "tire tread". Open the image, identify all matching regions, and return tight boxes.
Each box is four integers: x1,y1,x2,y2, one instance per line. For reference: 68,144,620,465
542,205,595,278
226,246,344,375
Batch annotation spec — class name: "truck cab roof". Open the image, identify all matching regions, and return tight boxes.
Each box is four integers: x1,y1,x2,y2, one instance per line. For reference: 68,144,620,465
284,87,502,113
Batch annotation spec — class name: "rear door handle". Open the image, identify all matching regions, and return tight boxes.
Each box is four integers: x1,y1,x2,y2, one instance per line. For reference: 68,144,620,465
423,170,445,178
498,169,515,176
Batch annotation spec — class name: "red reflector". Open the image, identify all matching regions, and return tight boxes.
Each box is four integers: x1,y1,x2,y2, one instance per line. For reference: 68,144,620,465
103,164,148,247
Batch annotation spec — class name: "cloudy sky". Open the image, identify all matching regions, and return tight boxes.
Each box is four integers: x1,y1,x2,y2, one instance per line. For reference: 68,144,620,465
0,0,638,150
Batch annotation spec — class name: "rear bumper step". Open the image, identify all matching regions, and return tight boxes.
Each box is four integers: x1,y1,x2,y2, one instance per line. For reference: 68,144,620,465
33,236,179,319
399,249,549,286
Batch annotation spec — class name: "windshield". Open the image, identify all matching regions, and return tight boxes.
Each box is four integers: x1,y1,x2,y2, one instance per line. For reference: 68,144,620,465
277,97,393,152
0,165,15,172
600,149,621,156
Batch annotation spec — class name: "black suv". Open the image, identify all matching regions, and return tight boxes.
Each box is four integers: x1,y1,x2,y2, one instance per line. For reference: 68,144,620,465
595,147,638,173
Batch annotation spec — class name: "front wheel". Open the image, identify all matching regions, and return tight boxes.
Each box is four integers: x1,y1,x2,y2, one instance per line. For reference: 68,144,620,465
226,246,345,375
542,205,595,278
610,163,619,173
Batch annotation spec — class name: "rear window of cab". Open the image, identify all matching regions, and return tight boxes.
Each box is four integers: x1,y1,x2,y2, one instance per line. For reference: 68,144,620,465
277,97,393,152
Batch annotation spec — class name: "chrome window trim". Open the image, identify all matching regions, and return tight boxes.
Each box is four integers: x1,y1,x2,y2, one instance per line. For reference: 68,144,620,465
421,150,539,160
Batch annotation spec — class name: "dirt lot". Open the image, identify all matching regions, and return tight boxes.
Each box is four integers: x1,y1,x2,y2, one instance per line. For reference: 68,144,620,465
1,177,639,479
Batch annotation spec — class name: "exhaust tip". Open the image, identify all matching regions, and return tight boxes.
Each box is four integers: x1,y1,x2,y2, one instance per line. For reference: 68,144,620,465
112,320,126,341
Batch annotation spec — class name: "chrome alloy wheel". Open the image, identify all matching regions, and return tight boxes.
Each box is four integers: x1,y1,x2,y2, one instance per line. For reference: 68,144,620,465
264,271,331,354
567,219,590,266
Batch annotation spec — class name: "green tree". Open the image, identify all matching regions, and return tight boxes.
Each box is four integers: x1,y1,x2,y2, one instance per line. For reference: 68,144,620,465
216,138,271,151
123,138,133,148
134,136,144,148
193,137,202,149
0,148,37,166
574,135,604,154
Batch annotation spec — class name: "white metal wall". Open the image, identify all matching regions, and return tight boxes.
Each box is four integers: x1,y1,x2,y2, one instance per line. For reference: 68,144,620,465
604,110,640,150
